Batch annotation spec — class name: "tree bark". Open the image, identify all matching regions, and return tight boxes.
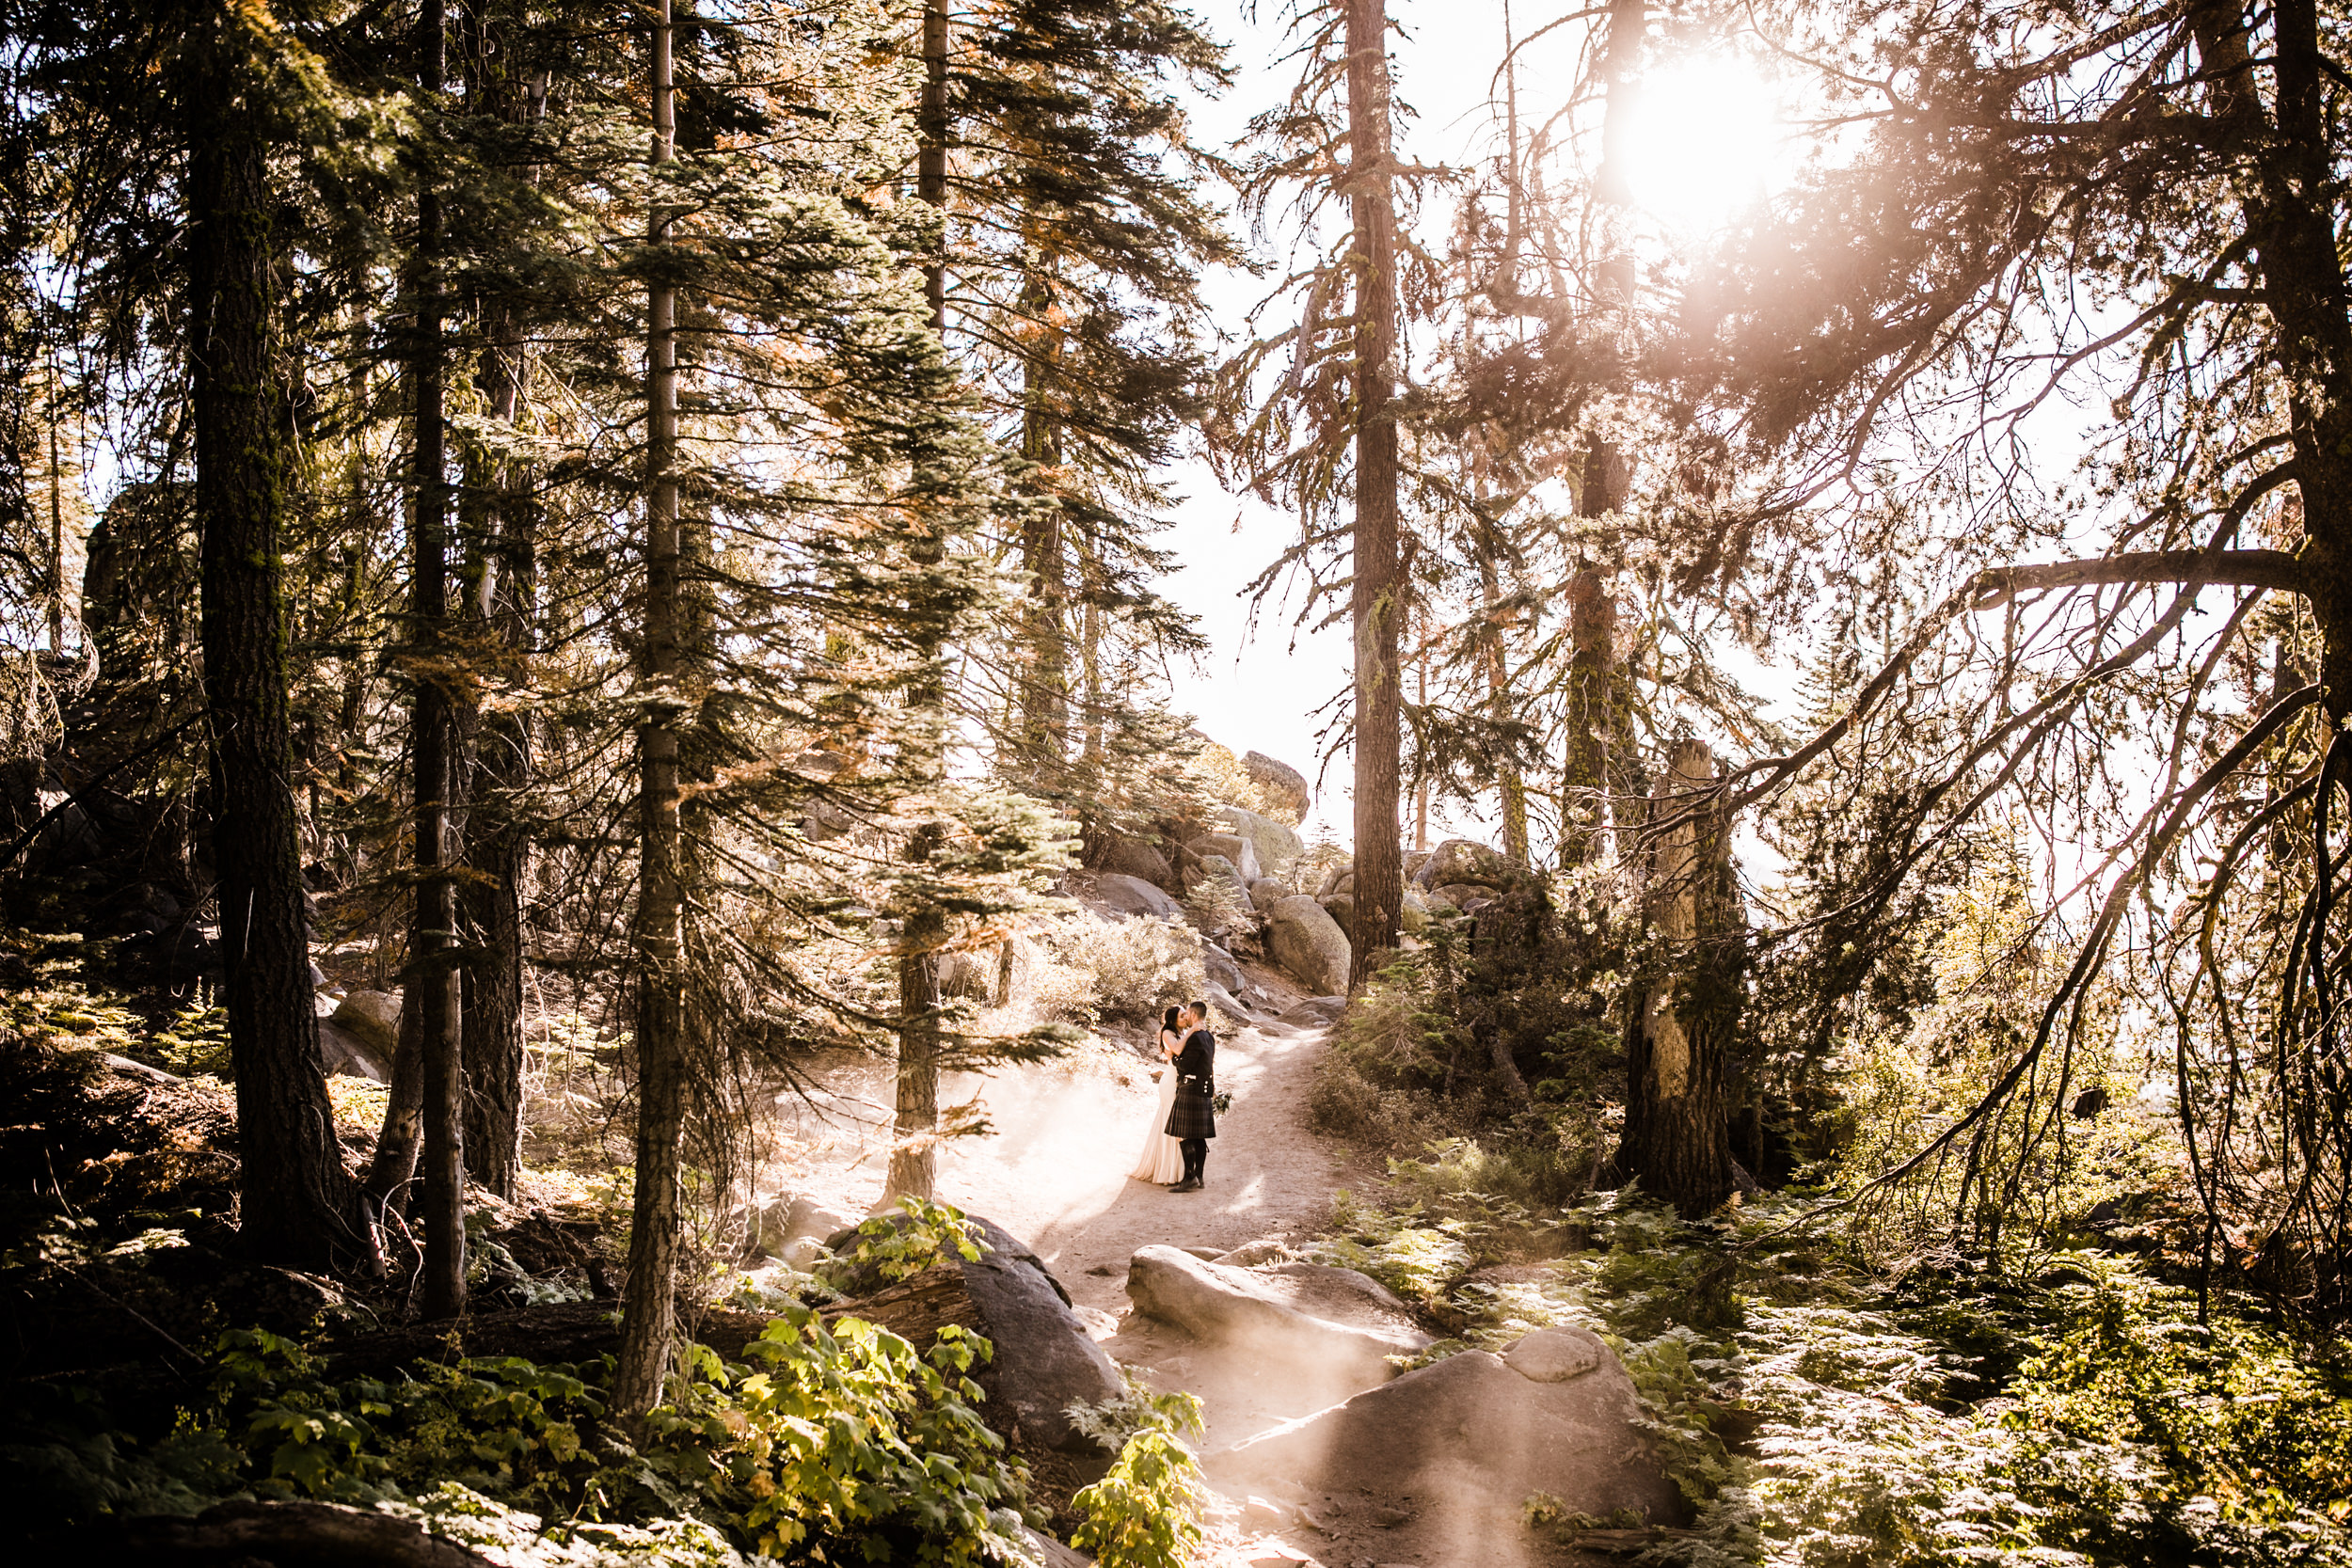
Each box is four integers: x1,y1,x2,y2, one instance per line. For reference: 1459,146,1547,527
1620,738,1737,1216
885,0,954,1209
1344,0,1402,987
614,0,685,1419
1016,264,1069,768
411,0,467,1323
187,36,356,1271
456,0,537,1203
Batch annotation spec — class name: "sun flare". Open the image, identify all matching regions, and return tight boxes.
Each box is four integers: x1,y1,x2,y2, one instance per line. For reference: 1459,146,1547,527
1614,55,1784,230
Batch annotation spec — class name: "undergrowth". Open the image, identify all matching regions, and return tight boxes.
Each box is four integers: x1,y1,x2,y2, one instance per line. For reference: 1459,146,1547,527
1311,1149,2352,1567
0,1198,1203,1567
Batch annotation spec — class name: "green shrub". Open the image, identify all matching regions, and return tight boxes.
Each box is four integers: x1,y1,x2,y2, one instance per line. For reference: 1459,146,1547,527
1069,1387,1206,1568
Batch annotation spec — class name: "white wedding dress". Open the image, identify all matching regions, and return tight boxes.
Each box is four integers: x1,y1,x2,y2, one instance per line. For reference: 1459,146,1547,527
1130,1054,1186,1183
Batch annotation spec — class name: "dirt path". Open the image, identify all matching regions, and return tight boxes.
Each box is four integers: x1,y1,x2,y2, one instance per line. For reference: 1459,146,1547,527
771,996,1350,1317
766,983,1415,1565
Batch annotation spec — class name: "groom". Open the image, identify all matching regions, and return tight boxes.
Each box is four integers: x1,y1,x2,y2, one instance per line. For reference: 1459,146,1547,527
1166,1000,1217,1193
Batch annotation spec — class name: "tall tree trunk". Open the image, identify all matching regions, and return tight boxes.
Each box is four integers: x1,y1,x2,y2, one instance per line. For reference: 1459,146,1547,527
1620,738,1736,1215
615,0,686,1418
1016,264,1068,768
1560,0,1641,870
187,45,355,1270
885,0,953,1209
1344,0,1403,987
456,0,536,1203
411,0,467,1322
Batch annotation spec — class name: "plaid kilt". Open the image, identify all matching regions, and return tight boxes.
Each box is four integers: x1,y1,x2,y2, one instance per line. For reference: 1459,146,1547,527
1165,1078,1217,1139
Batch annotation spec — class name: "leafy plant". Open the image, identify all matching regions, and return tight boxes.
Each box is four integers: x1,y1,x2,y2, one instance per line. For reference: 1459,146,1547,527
1069,1387,1207,1568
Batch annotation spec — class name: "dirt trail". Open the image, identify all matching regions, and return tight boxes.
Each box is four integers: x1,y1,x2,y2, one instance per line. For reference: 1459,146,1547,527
769,985,1427,1565
774,998,1350,1318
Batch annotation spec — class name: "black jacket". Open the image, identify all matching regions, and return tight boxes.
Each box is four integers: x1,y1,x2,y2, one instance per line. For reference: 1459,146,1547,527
1173,1027,1216,1086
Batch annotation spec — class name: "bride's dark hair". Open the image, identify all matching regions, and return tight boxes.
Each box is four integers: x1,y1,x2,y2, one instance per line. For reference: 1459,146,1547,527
1161,1006,1182,1033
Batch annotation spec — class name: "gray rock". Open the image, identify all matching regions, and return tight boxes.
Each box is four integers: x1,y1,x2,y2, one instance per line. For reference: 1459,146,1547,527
1267,895,1350,995
1316,861,1355,898
952,1217,1125,1451
755,1193,861,1259
1125,1244,1427,1380
1185,832,1263,883
1404,847,1434,883
1421,837,1506,889
1097,837,1174,889
1242,751,1311,825
330,990,402,1058
1504,1323,1608,1383
1399,887,1429,934
1280,994,1346,1028
1208,1327,1675,1540
1203,979,1253,1021
1201,943,1244,993
1248,877,1293,913
1432,882,1495,911
1321,891,1355,942
828,1213,1121,1453
1213,1235,1296,1268
1091,872,1182,921
316,1019,387,1082
1217,806,1304,880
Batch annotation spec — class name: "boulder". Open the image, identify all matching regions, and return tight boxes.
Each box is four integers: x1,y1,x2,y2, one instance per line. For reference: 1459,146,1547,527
1433,882,1495,911
1242,751,1311,825
1404,847,1434,883
1216,806,1304,880
1209,1326,1676,1544
829,1213,1122,1453
315,1019,387,1081
1185,832,1263,883
1267,895,1350,995
330,990,402,1058
939,948,997,1001
1248,877,1293,913
1125,1244,1427,1381
1421,837,1506,889
1097,836,1174,889
1190,853,1253,906
1320,891,1355,942
1201,943,1244,993
1316,861,1354,898
1203,980,1253,1021
754,1193,860,1259
1399,887,1429,935
1090,871,1183,921
1279,994,1346,1028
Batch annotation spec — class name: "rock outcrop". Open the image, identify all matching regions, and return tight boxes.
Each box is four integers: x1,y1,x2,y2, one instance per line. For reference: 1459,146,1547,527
1242,751,1311,824
1088,871,1182,921
1248,876,1292,913
1185,832,1263,883
1096,837,1174,890
1418,836,1506,890
1209,1325,1676,1544
1266,894,1349,995
1216,806,1304,880
1125,1244,1427,1381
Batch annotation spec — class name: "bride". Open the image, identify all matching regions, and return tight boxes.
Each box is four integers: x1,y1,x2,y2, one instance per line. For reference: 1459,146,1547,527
1128,1006,1187,1184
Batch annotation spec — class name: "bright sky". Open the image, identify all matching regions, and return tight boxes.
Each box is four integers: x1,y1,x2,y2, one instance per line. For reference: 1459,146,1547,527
1151,2,1794,855
1155,1,1524,848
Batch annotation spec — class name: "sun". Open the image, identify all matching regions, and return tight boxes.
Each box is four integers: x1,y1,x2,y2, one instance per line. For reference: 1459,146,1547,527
1613,55,1783,230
